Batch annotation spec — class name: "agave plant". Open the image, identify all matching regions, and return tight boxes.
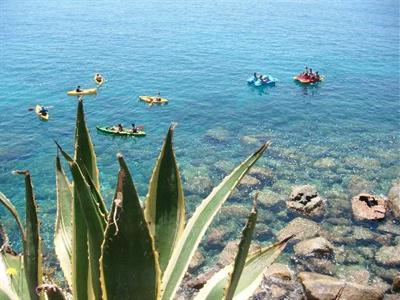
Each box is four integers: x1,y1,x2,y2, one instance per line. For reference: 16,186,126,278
0,100,290,300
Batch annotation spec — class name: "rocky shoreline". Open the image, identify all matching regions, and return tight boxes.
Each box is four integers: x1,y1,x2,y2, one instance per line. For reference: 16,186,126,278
178,142,400,300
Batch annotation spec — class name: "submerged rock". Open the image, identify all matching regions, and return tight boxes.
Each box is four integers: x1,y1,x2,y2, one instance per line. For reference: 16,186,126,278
239,175,261,188
206,226,227,249
344,156,381,170
241,135,259,145
347,175,376,196
286,185,326,218
375,243,400,267
188,250,205,271
393,273,400,292
298,272,384,300
294,237,334,258
214,160,235,174
313,157,336,169
204,127,230,143
184,175,213,195
264,263,294,281
336,265,370,286
248,166,275,182
276,217,321,244
252,264,304,300
387,180,400,218
351,193,387,220
377,222,400,236
257,189,283,208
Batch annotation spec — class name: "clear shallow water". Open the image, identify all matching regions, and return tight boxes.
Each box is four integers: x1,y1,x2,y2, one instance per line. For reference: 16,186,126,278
0,0,399,287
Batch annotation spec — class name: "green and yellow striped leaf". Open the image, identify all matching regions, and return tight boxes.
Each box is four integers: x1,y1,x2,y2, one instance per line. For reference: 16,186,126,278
161,142,270,300
72,99,104,300
100,154,160,300
58,145,106,300
14,171,43,300
223,197,258,300
0,192,24,242
54,155,73,288
195,236,291,300
145,124,185,273
0,248,29,300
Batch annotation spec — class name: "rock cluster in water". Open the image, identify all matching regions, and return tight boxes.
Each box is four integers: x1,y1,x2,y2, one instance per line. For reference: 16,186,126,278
175,131,400,299
351,193,387,220
286,185,326,218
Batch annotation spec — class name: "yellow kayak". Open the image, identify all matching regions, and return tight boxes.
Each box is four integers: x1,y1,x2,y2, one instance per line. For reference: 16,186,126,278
138,95,169,104
93,75,105,87
35,105,49,121
67,88,97,96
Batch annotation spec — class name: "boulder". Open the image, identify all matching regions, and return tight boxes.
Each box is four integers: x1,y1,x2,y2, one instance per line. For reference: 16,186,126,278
313,157,336,169
286,185,326,218
375,244,400,267
388,180,400,218
188,250,205,271
241,135,259,145
264,263,293,281
393,273,400,292
351,193,387,220
184,175,213,195
204,127,230,143
252,265,305,300
220,205,249,219
336,265,370,286
296,257,336,275
206,227,227,249
294,237,334,258
239,175,261,188
347,175,375,196
214,160,235,174
257,190,283,208
248,166,275,182
276,217,321,244
377,222,400,236
298,272,384,300
184,267,218,291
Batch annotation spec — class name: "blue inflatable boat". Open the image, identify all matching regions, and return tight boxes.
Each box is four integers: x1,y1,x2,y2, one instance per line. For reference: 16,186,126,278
247,73,278,86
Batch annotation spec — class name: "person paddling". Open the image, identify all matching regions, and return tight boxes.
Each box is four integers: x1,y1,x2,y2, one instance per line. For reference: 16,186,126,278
76,86,82,92
155,91,161,102
39,106,48,115
95,73,102,83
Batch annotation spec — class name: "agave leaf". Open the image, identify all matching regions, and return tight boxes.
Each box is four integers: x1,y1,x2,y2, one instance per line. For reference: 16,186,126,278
71,191,88,300
0,192,25,242
100,154,160,300
54,155,73,288
223,197,258,300
0,247,29,300
161,142,270,300
14,171,43,300
74,99,100,190
145,124,185,273
72,99,105,300
57,145,106,300
195,236,291,300
36,284,67,300
80,165,108,217
0,288,15,300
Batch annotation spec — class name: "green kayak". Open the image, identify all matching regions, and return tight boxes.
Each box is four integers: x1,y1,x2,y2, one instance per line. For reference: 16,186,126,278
96,126,146,137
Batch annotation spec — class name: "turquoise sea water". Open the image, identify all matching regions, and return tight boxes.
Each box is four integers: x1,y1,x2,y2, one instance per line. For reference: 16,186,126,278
1,0,399,288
